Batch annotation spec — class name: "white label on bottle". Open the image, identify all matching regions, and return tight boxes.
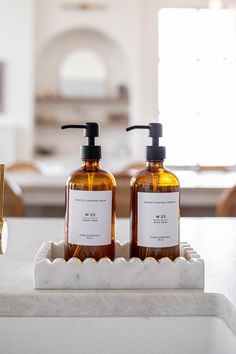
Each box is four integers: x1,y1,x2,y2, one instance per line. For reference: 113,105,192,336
137,192,179,248
68,190,112,246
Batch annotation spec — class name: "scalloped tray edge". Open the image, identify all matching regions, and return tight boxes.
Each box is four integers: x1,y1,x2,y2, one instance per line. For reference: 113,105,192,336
33,241,204,289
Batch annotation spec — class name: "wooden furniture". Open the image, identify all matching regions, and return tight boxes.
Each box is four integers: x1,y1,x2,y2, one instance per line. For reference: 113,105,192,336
114,163,144,217
114,172,130,217
120,162,145,174
6,162,42,174
216,186,236,216
36,95,128,104
195,165,230,172
5,161,40,217
5,170,236,217
4,179,25,217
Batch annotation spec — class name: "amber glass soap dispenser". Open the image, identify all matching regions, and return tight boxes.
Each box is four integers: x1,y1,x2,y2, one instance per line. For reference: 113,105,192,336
126,123,180,261
61,123,116,261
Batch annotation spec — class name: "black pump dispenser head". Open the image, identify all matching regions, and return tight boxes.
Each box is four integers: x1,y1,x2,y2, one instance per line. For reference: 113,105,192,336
61,123,101,160
126,123,166,161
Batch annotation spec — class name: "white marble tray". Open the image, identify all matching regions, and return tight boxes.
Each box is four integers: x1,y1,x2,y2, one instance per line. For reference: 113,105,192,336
33,241,204,290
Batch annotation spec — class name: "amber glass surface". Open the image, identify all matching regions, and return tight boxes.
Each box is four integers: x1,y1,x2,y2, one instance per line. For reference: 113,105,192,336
130,161,180,261
65,159,116,261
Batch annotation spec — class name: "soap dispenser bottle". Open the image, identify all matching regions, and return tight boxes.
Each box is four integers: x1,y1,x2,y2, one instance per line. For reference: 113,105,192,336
126,123,180,261
61,123,116,261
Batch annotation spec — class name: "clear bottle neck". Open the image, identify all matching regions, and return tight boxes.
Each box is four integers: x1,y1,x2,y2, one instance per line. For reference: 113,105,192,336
146,160,164,170
82,159,100,172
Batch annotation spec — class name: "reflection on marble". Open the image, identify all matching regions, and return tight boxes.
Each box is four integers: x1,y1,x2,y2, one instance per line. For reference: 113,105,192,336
34,242,204,290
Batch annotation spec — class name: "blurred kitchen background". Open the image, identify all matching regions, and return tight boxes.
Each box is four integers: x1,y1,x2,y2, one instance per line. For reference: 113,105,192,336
1,0,236,218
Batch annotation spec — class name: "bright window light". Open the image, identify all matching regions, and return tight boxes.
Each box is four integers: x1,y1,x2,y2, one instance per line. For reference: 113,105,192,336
158,8,236,166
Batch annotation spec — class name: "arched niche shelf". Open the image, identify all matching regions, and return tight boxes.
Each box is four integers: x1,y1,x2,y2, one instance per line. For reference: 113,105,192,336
36,28,129,98
59,49,108,97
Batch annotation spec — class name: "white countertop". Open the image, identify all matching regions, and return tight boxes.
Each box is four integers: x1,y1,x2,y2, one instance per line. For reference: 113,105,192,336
1,217,236,324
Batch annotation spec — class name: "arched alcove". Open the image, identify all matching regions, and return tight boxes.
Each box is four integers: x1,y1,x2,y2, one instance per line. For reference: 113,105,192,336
36,28,129,97
35,28,130,169
59,49,108,97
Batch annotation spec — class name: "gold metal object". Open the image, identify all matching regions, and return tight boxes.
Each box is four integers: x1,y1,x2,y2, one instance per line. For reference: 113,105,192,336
0,164,8,254
62,2,107,11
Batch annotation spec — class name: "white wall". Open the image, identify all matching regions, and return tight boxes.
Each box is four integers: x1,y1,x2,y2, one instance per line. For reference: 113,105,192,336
35,0,160,161
35,0,141,103
0,0,34,163
36,28,129,97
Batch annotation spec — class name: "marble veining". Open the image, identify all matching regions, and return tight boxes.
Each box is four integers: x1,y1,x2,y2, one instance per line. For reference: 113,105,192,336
1,218,236,336
34,241,204,289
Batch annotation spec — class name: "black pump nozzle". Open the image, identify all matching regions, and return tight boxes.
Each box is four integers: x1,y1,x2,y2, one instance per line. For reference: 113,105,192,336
126,123,166,161
61,123,101,160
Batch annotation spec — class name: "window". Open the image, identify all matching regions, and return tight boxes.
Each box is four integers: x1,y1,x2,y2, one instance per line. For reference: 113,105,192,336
59,49,108,97
158,8,236,166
